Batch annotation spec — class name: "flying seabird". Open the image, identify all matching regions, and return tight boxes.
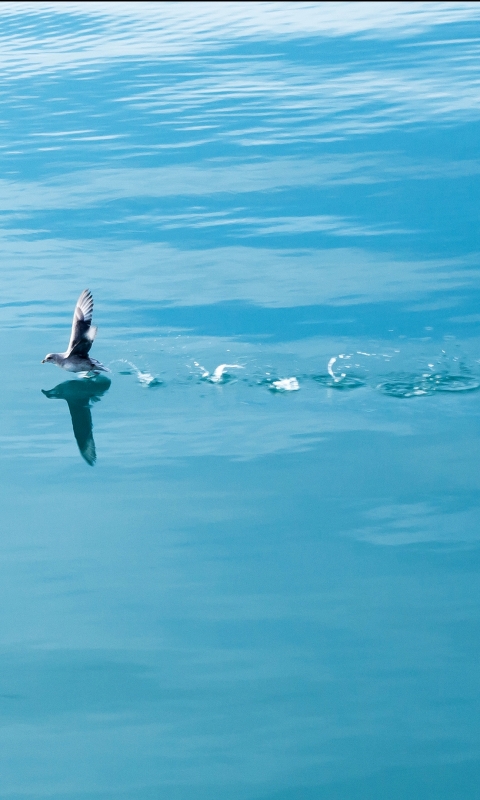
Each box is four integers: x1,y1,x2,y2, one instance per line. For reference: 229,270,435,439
42,289,108,373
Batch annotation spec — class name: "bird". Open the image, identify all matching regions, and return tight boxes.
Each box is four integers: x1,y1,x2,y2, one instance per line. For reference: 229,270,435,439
42,289,108,373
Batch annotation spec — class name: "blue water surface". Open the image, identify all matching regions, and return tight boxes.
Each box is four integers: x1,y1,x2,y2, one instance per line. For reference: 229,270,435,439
0,3,480,798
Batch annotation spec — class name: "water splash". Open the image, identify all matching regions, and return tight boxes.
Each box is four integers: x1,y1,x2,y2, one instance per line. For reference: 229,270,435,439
328,355,347,383
312,354,365,389
378,372,480,398
270,377,300,392
194,361,244,384
109,356,480,398
137,370,162,387
312,374,365,390
112,359,163,387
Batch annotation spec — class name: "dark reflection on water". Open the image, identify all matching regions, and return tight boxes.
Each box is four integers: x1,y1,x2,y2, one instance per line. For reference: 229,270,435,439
42,375,111,465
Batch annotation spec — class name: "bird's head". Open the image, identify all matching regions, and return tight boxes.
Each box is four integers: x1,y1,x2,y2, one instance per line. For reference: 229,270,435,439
42,353,56,364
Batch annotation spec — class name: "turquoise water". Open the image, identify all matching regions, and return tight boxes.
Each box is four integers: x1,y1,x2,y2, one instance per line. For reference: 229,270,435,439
1,3,480,797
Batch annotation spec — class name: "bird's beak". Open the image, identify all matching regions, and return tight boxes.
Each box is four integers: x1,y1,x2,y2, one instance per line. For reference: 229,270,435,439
41,359,45,363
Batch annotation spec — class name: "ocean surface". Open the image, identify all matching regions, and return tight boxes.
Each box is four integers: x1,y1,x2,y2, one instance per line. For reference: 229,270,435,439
0,2,480,798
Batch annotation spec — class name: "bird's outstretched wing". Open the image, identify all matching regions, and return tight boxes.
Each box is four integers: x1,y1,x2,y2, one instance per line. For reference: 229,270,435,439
66,289,97,357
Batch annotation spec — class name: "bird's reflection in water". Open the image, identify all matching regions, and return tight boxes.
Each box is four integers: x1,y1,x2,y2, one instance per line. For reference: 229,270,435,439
42,375,111,465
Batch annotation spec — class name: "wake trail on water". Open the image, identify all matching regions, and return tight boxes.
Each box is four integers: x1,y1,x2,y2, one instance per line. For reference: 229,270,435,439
107,350,480,399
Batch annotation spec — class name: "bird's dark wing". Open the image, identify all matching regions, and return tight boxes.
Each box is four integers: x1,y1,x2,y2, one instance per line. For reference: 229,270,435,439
66,289,97,357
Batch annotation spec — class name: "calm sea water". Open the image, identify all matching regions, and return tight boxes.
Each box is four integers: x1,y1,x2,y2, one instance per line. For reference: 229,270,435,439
0,3,480,798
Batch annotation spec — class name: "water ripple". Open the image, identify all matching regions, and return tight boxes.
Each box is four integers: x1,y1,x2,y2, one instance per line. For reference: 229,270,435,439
378,372,480,398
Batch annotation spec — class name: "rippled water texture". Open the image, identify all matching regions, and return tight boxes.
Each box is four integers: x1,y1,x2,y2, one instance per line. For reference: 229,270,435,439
1,3,480,798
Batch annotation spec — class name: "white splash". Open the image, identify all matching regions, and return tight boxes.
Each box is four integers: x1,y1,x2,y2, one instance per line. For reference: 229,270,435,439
137,370,160,387
193,360,210,378
113,359,162,387
327,355,350,383
211,363,244,383
195,362,244,383
271,377,300,392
